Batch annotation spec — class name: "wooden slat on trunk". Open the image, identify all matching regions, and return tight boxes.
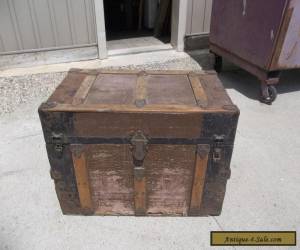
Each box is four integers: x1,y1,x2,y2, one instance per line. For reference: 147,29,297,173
188,73,208,108
72,75,97,105
134,168,147,216
189,144,210,216
71,145,93,214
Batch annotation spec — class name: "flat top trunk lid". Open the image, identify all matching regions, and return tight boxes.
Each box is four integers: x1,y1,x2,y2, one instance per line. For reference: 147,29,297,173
42,69,236,113
39,69,239,141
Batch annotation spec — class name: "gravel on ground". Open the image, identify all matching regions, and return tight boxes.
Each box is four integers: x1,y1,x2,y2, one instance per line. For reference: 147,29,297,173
0,56,202,115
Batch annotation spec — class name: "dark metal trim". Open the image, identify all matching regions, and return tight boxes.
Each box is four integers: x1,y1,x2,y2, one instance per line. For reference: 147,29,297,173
45,137,235,146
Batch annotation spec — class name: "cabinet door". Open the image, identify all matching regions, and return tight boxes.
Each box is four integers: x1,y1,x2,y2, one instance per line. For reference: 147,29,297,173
271,0,300,70
210,0,288,69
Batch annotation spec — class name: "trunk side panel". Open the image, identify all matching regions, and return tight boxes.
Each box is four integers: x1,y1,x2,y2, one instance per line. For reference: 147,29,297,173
46,144,81,214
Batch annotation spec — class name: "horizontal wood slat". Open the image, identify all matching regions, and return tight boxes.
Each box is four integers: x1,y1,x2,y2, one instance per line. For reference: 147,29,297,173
44,103,231,113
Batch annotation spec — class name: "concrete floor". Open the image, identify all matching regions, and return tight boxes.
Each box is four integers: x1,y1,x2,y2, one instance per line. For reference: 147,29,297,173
0,50,299,250
107,37,172,56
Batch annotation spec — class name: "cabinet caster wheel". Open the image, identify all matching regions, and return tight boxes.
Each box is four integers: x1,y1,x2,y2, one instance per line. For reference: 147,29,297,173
260,85,277,104
214,55,223,73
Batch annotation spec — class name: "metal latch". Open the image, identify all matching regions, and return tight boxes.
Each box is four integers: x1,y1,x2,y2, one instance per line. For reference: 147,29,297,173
130,131,148,167
213,135,225,162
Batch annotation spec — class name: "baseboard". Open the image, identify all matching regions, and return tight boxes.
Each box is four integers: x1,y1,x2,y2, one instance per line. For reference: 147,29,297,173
0,46,98,70
185,34,209,51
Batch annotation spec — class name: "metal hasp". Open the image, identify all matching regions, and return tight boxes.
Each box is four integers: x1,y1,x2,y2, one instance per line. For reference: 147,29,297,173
130,130,148,166
130,131,148,216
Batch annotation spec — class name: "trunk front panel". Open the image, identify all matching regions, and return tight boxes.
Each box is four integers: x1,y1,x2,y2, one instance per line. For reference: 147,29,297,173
73,112,202,139
70,144,205,215
145,145,196,215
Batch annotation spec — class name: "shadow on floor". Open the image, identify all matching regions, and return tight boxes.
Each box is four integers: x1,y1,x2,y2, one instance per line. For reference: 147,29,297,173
220,69,300,101
188,51,300,101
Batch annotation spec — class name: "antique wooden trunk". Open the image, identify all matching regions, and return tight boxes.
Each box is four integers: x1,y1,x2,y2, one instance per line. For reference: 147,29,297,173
39,69,239,216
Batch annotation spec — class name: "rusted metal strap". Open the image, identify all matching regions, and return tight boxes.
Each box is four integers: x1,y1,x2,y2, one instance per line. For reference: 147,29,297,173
189,144,210,216
71,145,93,214
188,73,208,108
51,137,235,146
134,71,147,108
72,75,97,105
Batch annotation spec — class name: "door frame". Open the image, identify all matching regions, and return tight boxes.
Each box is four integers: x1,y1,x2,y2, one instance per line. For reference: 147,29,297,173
93,0,188,59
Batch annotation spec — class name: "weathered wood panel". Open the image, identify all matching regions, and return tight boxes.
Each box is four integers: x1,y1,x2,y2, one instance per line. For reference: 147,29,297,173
86,144,135,215
145,145,196,215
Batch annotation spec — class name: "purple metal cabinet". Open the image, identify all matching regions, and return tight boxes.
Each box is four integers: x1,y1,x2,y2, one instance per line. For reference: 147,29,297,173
209,0,300,104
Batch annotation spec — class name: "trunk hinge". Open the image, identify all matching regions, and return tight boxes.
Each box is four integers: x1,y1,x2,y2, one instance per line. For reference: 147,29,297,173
51,132,66,156
212,135,231,179
212,135,225,162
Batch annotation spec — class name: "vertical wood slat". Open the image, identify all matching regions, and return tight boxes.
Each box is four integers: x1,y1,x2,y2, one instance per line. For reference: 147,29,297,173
186,0,213,35
90,0,97,42
189,144,210,216
72,75,97,105
83,0,92,43
192,0,206,34
7,0,23,50
66,0,76,45
0,36,5,52
71,145,93,212
28,0,42,48
186,0,193,35
47,0,59,46
203,0,213,33
134,169,147,216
